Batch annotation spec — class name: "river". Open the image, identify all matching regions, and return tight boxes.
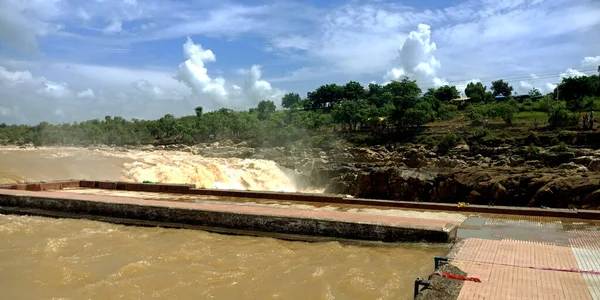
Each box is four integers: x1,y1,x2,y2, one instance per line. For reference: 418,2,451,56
0,147,448,299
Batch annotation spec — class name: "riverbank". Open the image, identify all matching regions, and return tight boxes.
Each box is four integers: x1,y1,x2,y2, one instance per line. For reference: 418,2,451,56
3,121,600,210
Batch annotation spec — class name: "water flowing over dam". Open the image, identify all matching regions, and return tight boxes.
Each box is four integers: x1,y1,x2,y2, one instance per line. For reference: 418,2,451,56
0,147,306,192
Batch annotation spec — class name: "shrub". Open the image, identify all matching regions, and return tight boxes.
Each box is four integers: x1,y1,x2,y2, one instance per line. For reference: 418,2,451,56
437,104,457,121
526,144,541,157
468,127,489,140
556,141,569,152
493,101,519,126
437,131,459,154
466,105,489,126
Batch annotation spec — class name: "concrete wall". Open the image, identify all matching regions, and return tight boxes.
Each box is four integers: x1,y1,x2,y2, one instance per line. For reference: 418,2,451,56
0,191,456,243
2,180,600,220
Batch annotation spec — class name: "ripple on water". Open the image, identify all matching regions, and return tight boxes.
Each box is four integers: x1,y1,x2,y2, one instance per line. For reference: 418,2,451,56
0,214,449,300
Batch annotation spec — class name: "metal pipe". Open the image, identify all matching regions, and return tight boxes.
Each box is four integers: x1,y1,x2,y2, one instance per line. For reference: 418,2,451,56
414,278,430,299
434,256,448,269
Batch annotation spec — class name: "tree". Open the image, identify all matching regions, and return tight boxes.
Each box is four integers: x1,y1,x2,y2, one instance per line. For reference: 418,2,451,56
528,88,542,98
433,85,460,102
492,101,518,126
331,100,364,131
384,77,421,99
194,106,203,119
554,75,599,110
306,84,344,109
491,80,514,97
343,81,365,101
281,93,302,109
465,82,488,103
257,100,276,121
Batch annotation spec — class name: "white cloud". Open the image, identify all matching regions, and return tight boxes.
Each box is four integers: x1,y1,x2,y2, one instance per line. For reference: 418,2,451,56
103,20,123,34
0,36,284,124
77,88,95,99
383,24,447,88
581,56,600,69
1,0,600,124
560,68,586,78
175,37,283,110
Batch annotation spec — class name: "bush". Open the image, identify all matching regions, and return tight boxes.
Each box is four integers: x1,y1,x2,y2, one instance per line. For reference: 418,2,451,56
437,131,459,154
468,127,489,140
493,101,519,126
417,135,438,148
545,100,578,128
437,104,457,120
526,144,541,157
466,105,489,126
469,141,481,154
555,141,569,152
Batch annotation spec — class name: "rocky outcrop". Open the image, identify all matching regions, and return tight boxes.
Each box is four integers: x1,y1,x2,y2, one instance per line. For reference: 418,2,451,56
134,140,600,209
325,166,600,209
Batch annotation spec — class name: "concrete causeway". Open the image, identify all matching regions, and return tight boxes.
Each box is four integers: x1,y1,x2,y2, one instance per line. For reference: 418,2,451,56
2,180,600,299
0,188,457,243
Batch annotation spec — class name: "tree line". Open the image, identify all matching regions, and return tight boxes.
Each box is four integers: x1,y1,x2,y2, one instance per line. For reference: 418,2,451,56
1,74,599,148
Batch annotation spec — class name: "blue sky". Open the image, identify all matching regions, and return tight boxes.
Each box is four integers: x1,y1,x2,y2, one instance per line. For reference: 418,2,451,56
0,0,599,124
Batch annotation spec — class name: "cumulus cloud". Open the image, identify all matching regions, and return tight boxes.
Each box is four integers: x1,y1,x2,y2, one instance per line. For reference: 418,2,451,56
0,37,284,125
383,24,447,88
0,64,196,125
103,20,123,34
581,56,600,69
175,37,283,110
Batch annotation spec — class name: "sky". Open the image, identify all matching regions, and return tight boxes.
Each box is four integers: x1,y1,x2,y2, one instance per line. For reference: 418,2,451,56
0,0,599,125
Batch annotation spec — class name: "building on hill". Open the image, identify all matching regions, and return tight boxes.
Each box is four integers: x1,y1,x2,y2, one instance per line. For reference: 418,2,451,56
495,93,507,101
514,94,544,102
450,97,472,110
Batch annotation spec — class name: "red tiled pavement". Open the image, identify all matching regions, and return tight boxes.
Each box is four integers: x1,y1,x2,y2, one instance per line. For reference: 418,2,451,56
454,238,592,300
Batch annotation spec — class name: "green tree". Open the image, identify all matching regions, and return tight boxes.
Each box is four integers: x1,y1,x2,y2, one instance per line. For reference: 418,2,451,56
492,101,519,126
281,93,302,109
555,75,600,110
306,84,344,109
491,79,514,97
194,106,203,119
343,81,365,101
384,78,421,99
257,100,276,121
332,100,364,131
465,82,488,103
433,85,460,102
528,88,542,98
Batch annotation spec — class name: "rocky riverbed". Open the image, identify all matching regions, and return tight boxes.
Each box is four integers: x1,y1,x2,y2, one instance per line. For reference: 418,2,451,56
37,138,599,210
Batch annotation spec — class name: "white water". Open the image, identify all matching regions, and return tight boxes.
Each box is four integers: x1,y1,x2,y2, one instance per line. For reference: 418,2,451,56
0,147,306,192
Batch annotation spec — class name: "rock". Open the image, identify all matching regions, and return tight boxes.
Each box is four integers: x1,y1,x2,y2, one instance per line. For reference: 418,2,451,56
524,160,543,168
437,157,466,168
489,182,507,205
571,156,595,166
467,190,482,203
557,162,588,172
588,159,600,172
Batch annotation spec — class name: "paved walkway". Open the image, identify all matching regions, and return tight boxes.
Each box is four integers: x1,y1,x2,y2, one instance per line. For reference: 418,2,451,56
451,220,600,300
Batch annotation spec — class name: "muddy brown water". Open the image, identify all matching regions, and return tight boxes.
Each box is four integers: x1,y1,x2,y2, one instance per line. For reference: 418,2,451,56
0,147,449,299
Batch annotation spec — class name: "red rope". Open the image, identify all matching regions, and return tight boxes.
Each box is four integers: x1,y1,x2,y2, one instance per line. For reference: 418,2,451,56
432,271,482,282
448,259,600,276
